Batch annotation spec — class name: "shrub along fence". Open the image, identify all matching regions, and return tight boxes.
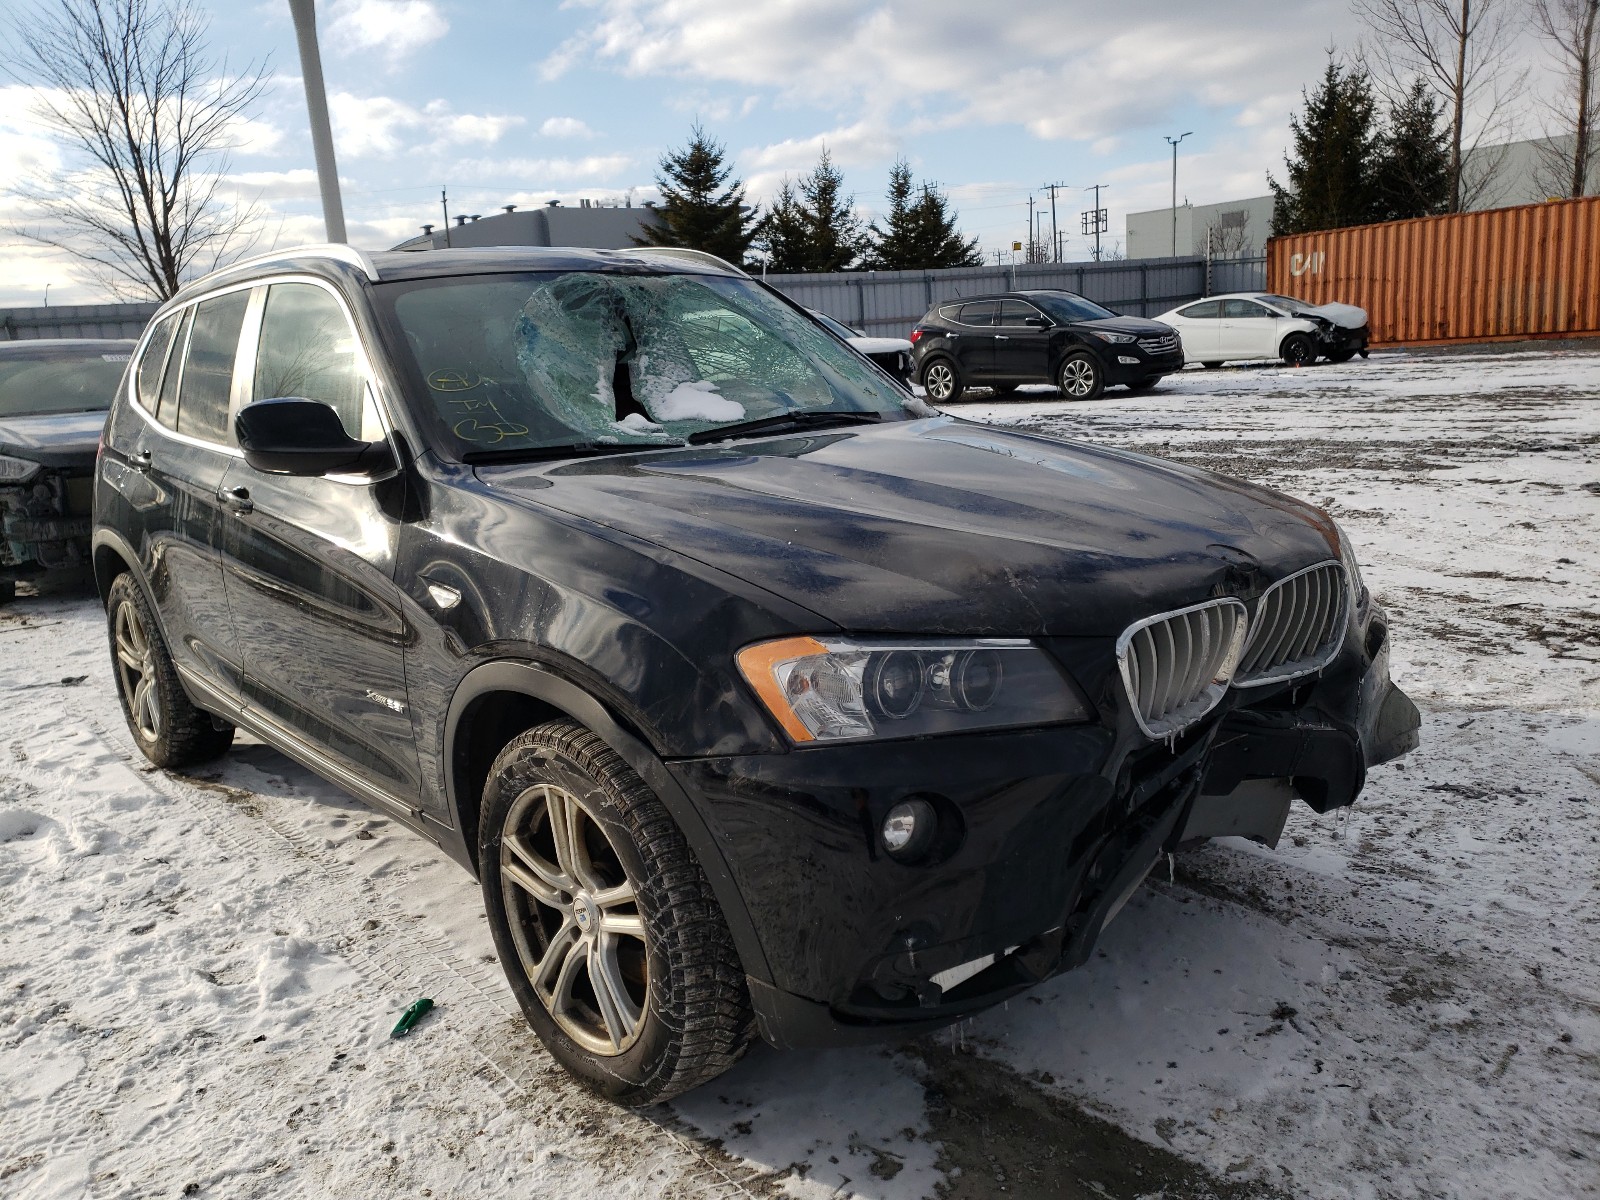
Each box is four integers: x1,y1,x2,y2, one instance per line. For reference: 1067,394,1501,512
763,255,1266,337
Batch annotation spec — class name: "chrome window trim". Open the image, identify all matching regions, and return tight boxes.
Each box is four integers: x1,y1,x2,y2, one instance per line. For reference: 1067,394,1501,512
938,300,1002,329
122,273,399,479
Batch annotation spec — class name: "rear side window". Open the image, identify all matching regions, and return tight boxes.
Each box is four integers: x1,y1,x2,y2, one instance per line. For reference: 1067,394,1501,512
1179,301,1221,319
176,291,249,444
958,301,999,327
156,308,195,429
136,315,178,410
253,283,376,441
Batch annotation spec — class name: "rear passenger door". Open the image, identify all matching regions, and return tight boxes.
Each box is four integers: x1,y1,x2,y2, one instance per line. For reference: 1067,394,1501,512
1172,300,1222,361
948,300,999,383
126,289,251,702
217,279,421,802
994,299,1052,382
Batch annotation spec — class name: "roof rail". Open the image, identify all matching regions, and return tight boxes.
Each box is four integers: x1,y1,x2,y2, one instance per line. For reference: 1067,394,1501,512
626,247,749,277
207,242,380,283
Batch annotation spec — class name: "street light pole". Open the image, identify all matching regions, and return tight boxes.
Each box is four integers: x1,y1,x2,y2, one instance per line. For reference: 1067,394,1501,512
288,0,347,244
1164,131,1193,257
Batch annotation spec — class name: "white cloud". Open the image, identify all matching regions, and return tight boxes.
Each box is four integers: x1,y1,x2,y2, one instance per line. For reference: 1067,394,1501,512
448,154,635,184
540,117,594,139
325,0,449,68
328,93,523,158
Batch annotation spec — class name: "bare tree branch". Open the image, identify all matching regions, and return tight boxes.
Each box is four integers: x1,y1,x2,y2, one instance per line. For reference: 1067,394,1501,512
1355,0,1529,211
1531,0,1600,197
1,0,269,300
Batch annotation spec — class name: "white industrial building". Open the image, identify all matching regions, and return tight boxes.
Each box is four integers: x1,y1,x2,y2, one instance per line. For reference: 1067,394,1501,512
1126,134,1599,259
392,199,663,252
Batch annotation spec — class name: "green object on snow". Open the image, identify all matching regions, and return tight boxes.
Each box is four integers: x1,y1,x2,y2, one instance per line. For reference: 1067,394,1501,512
390,997,434,1038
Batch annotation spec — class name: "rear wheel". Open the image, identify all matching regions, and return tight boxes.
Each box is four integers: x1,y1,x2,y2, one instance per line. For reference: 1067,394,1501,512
1281,333,1316,366
1201,361,1224,370
480,721,753,1107
921,358,963,402
1057,352,1104,401
106,574,233,767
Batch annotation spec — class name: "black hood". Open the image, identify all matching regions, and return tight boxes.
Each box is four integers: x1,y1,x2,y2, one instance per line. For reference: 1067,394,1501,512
1073,316,1174,337
0,410,107,470
478,417,1340,637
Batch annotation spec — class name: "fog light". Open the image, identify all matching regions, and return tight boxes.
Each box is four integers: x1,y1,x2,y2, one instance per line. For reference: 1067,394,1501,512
882,798,937,859
1117,355,1140,364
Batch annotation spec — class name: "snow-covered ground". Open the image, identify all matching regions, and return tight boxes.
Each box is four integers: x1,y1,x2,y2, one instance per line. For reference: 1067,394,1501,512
2,347,1596,1200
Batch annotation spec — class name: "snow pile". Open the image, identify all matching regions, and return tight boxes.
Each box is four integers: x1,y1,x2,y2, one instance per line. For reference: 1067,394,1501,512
647,379,744,423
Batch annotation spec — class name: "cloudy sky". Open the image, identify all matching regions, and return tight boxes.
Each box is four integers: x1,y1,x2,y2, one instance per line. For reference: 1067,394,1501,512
0,0,1552,305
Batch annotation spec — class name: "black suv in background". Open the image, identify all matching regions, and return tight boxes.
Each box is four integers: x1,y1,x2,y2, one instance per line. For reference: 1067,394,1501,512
910,290,1183,402
92,246,1417,1108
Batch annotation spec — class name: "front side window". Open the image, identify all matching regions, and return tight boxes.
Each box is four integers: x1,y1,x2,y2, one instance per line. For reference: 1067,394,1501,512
1032,293,1117,323
176,291,249,444
378,270,907,459
1223,299,1269,319
254,282,378,441
0,344,131,418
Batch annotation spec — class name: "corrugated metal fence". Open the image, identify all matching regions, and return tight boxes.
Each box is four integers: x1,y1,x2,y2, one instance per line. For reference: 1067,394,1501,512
0,254,1272,344
1267,195,1600,346
763,255,1266,337
0,302,157,341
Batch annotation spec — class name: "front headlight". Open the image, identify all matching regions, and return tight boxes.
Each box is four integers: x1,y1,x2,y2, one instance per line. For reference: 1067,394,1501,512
735,636,1093,744
1088,331,1136,344
0,453,42,484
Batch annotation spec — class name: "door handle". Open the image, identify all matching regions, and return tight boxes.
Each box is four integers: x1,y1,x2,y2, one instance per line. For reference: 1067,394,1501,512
995,335,1010,340
218,485,253,514
129,449,152,472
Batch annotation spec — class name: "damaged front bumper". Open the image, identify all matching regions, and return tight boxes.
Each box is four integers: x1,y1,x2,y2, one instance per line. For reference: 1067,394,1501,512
674,606,1419,1050
0,468,95,579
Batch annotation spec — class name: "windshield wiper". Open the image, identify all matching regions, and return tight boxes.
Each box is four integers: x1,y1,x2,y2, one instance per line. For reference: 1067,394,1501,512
687,410,882,445
462,440,684,464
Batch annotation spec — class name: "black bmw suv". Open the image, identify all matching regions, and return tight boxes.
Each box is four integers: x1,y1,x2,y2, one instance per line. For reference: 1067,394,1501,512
93,246,1417,1107
911,290,1183,401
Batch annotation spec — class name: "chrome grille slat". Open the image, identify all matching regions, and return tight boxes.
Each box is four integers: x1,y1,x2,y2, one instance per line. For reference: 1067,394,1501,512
1116,598,1248,739
1235,561,1349,688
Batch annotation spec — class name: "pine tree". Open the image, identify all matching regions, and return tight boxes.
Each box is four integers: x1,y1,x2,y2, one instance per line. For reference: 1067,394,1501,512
796,149,868,271
1375,77,1451,220
907,184,982,268
1269,57,1385,235
634,123,758,264
759,179,813,272
866,160,983,270
757,149,869,272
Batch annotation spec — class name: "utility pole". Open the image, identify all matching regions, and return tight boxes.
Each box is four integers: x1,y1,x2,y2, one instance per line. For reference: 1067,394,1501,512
1043,181,1069,263
1084,183,1107,261
287,0,347,243
1164,132,1193,258
440,188,453,248
1026,194,1035,261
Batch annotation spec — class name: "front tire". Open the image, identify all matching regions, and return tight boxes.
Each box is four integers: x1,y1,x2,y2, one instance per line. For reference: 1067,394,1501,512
480,721,753,1107
106,574,233,768
1057,351,1105,401
1281,333,1316,366
921,357,964,402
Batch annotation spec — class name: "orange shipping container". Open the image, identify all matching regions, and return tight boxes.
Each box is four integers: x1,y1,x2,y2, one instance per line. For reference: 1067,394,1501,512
1266,195,1600,347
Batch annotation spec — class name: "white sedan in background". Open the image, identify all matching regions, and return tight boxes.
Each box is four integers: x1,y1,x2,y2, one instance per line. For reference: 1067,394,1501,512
808,309,914,383
1155,293,1370,368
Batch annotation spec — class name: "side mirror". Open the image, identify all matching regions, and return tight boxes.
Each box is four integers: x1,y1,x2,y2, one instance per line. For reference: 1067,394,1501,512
236,397,393,477
1023,315,1051,328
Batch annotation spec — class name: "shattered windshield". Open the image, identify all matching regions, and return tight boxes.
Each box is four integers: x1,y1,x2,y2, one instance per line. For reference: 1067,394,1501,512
380,271,908,458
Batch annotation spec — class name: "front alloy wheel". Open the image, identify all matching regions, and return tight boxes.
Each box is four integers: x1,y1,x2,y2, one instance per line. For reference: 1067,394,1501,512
1058,352,1104,400
501,782,648,1056
481,721,753,1106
